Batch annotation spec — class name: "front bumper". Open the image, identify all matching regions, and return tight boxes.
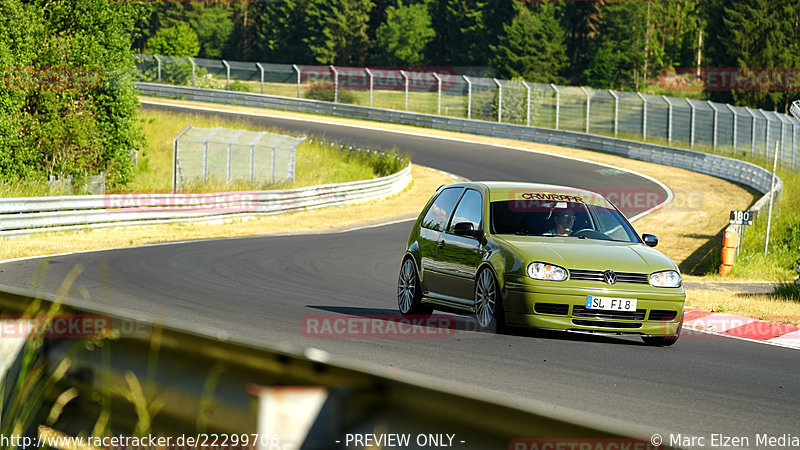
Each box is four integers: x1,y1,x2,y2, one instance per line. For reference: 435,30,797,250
503,280,685,336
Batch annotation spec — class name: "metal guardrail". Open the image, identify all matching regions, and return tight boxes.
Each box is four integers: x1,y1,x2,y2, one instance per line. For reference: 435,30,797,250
0,284,656,447
137,82,783,214
0,163,411,236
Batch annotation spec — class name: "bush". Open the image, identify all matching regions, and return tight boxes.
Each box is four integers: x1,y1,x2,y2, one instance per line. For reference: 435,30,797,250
304,80,357,104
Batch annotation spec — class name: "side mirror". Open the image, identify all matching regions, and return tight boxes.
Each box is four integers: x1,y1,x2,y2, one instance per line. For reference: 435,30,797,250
454,222,479,239
642,234,658,247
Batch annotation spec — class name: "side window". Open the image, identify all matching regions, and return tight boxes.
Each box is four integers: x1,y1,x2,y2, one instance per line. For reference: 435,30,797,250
448,190,483,233
421,187,464,231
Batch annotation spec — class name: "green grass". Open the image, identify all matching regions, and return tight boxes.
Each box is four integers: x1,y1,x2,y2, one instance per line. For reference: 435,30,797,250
730,169,800,283
132,109,375,192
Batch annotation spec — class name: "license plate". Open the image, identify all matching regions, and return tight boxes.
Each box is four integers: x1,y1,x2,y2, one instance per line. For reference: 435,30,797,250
586,296,637,312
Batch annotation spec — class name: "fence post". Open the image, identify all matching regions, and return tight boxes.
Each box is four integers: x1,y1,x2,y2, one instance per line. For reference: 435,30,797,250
662,96,673,145
494,78,502,123
550,84,560,130
580,86,590,133
256,63,264,94
637,92,647,142
686,98,695,149
249,132,265,183
434,73,443,116
365,68,373,107
401,71,410,110
726,104,737,155
760,109,771,162
154,55,162,83
609,90,619,137
745,107,757,157
707,101,719,153
776,111,787,168
173,125,193,193
463,75,472,120
521,81,531,126
292,64,301,98
794,120,797,169
222,60,231,90
189,57,196,87
330,65,339,103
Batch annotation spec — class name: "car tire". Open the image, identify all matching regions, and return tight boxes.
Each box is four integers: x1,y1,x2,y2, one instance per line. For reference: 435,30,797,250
642,314,683,346
397,257,432,317
474,268,506,333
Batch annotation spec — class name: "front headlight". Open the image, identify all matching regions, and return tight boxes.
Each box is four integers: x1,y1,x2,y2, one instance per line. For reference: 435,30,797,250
649,270,681,287
527,262,568,281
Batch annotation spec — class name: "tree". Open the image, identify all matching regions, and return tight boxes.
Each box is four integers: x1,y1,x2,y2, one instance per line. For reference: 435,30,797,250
490,3,567,83
192,5,234,59
375,1,435,66
0,0,148,187
703,0,800,110
253,0,313,64
146,23,200,57
304,0,375,65
428,0,487,65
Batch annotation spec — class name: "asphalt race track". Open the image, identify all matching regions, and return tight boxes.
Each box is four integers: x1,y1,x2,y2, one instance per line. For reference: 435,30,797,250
2,104,798,445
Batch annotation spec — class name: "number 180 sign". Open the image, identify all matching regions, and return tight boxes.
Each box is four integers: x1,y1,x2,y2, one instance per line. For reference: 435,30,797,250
730,210,753,226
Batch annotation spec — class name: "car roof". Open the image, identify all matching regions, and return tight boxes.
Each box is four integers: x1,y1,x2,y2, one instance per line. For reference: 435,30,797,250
446,181,614,208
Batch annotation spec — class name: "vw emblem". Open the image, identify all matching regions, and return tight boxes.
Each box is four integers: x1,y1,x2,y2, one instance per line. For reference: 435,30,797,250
603,270,618,285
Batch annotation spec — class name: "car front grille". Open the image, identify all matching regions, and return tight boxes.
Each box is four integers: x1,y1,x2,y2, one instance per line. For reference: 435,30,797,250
648,310,678,321
572,305,646,321
572,319,642,329
534,303,569,315
568,269,649,284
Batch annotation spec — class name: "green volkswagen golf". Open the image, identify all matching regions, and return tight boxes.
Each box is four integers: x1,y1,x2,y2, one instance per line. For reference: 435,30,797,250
397,182,685,346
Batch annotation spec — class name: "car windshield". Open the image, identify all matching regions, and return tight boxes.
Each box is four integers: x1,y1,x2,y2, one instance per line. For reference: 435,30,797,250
490,199,640,243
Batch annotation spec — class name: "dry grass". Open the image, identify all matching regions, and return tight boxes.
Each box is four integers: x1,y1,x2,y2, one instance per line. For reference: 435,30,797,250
0,165,457,262
686,289,800,325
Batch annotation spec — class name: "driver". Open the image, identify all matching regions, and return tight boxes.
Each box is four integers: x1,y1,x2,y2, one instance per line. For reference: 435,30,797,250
543,209,575,236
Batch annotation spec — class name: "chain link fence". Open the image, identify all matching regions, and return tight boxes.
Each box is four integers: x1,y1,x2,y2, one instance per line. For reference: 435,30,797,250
173,125,305,191
138,54,800,170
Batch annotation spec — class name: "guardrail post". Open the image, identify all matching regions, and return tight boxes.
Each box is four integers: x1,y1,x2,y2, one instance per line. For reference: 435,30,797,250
463,75,472,120
434,73,443,116
154,55,162,83
686,98,695,149
365,68,373,107
189,57,196,87
292,64,301,98
795,247,800,286
550,83,560,130
746,107,757,157
222,60,231,90
580,86,590,133
401,71,409,110
662,96,673,145
329,65,339,103
637,92,647,142
610,90,619,137
256,63,265,94
707,101,719,153
521,81,531,126
493,78,502,123
726,104,737,155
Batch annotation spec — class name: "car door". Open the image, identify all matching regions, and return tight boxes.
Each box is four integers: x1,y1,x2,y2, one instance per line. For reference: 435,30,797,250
437,189,485,302
418,187,464,296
